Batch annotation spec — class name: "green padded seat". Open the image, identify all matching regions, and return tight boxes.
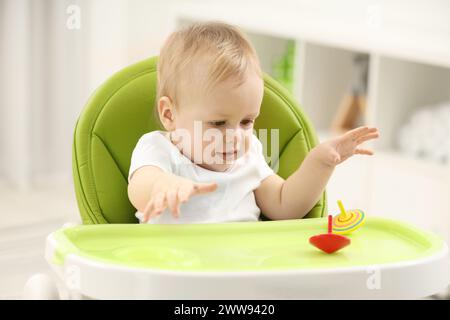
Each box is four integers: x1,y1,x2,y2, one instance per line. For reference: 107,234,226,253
72,56,327,224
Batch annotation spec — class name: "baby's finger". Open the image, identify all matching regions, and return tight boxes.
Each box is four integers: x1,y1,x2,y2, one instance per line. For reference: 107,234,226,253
355,148,374,155
346,126,370,140
356,132,379,144
142,197,155,223
192,182,218,195
153,192,165,209
148,192,167,220
167,188,181,217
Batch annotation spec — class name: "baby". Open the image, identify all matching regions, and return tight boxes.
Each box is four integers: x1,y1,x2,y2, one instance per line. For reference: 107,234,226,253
127,21,379,224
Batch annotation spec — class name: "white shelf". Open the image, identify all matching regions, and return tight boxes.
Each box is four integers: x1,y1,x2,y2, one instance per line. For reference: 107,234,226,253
373,56,450,150
296,42,363,131
171,1,450,69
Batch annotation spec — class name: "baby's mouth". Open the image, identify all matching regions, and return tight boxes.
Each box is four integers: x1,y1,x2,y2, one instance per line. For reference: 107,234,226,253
217,150,238,159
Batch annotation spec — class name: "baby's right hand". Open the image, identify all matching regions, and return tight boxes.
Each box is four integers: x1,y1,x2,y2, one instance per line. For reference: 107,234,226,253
142,176,217,222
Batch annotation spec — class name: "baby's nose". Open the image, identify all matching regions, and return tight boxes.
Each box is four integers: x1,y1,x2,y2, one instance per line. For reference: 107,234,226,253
225,129,242,145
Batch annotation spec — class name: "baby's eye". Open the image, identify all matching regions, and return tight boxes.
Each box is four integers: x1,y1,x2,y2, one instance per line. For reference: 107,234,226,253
240,119,254,127
208,120,226,127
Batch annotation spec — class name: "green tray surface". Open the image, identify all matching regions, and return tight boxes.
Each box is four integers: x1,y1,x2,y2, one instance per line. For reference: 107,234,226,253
51,217,444,272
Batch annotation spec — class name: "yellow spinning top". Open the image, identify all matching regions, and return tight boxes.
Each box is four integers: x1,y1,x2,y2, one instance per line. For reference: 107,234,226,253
332,200,366,235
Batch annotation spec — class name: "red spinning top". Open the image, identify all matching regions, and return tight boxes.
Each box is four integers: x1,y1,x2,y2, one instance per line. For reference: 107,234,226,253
309,215,351,254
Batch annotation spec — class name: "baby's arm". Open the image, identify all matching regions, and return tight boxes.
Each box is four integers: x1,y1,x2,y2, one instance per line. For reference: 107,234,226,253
128,166,217,222
255,126,379,220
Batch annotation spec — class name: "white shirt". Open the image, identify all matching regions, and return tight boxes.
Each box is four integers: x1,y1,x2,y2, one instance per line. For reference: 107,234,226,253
128,130,274,224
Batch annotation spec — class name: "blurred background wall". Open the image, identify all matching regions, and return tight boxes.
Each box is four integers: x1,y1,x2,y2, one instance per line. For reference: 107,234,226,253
0,0,179,191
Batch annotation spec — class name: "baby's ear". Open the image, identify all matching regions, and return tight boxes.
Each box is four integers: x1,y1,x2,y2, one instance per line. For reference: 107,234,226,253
158,96,176,131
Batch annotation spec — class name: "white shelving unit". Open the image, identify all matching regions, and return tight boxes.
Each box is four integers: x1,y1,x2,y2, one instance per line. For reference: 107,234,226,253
170,1,450,243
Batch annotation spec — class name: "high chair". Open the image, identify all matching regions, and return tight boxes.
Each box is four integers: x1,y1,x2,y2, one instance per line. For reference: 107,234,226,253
25,57,449,299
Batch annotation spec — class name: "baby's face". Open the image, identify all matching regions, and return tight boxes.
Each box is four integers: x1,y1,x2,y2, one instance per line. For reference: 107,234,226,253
171,70,264,172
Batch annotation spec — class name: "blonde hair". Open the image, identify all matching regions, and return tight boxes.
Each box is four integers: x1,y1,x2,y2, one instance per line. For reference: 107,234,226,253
155,21,262,124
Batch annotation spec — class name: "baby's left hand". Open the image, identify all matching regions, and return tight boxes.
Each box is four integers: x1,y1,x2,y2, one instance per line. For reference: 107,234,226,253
314,126,380,167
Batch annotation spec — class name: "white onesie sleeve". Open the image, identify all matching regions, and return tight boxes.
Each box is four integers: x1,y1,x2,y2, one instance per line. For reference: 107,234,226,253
252,134,275,182
128,132,174,183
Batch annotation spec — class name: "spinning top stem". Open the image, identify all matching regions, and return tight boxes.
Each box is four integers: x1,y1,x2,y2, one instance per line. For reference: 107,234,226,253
337,200,349,220
328,214,332,234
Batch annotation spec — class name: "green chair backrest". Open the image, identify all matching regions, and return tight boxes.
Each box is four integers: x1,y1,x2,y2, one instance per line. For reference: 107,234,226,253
72,56,327,224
